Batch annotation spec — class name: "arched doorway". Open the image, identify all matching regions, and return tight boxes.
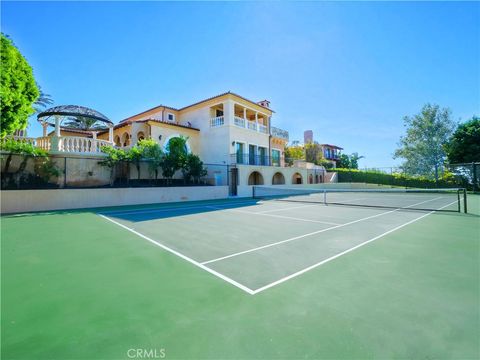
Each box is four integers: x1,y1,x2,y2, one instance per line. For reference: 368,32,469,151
114,135,121,147
308,174,313,184
248,171,264,185
315,174,319,183
292,172,303,184
121,132,130,147
272,172,285,185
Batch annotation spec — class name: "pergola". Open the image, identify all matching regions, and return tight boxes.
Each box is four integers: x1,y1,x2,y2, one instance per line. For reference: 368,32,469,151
37,105,115,153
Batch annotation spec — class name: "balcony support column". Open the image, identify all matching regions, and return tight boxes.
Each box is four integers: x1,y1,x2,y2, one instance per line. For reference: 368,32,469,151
243,108,246,120
224,100,235,125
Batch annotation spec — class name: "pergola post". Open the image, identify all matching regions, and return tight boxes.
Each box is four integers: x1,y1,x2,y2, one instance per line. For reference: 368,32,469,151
42,122,49,137
50,116,61,151
108,124,114,143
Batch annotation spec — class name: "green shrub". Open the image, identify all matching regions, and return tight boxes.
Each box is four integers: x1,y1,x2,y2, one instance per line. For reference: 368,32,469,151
334,168,459,188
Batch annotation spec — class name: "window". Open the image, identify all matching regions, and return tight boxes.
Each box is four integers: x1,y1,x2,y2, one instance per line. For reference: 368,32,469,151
272,149,280,166
167,113,175,122
216,109,224,117
235,142,244,164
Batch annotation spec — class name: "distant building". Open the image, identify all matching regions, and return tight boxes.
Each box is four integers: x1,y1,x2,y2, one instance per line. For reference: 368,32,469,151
320,144,343,167
304,130,313,144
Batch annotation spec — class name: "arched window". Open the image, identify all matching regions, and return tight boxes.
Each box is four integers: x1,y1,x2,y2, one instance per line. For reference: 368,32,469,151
272,172,285,185
114,135,121,147
248,171,264,185
164,135,191,153
137,131,145,142
292,172,303,184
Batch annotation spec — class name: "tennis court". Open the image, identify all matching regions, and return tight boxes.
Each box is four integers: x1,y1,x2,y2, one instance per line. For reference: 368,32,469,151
98,187,467,294
2,187,479,359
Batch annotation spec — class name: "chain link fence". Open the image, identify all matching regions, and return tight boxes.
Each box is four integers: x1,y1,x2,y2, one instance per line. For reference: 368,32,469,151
1,153,229,190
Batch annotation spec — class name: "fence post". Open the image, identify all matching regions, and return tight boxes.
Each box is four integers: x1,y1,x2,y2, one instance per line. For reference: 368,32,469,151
473,162,478,193
463,188,468,213
64,156,67,188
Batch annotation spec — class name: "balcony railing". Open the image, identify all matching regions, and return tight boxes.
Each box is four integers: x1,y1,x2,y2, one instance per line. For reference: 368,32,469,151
234,116,245,127
247,121,257,131
230,153,285,167
233,116,270,135
210,116,224,127
271,126,289,141
1,135,112,154
258,124,268,134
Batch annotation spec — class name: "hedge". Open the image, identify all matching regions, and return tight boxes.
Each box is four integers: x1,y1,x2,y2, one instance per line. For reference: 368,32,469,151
333,168,461,189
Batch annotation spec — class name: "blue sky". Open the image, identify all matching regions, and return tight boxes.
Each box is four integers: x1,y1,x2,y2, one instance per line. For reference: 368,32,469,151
2,1,479,168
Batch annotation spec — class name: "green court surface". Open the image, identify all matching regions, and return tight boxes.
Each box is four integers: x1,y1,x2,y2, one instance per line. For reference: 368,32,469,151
1,194,479,359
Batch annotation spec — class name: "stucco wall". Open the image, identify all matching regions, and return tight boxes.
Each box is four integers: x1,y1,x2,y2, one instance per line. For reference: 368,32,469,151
1,186,229,214
236,165,309,186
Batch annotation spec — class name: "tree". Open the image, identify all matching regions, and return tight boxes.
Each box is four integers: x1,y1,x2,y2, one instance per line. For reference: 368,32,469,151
183,154,207,183
394,104,456,181
33,85,53,114
305,142,323,164
63,116,105,131
139,139,164,180
284,145,305,165
161,136,189,183
99,146,128,186
349,152,364,169
127,145,143,180
0,33,39,137
336,153,364,169
337,154,351,168
445,116,480,163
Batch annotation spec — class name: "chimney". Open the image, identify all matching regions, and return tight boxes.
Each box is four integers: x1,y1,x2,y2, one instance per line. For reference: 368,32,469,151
258,99,270,108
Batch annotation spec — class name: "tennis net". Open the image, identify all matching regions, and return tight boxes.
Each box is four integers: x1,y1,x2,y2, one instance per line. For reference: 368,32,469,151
252,186,467,213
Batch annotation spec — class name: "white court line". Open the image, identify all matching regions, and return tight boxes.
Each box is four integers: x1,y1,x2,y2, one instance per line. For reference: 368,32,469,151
251,200,458,295
256,203,321,214
98,214,255,295
200,197,443,265
206,206,341,226
99,200,258,216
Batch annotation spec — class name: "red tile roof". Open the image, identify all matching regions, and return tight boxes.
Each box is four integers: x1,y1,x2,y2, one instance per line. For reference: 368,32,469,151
119,91,274,123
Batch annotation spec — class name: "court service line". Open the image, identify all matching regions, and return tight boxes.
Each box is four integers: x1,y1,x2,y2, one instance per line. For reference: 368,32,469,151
206,206,342,226
251,200,458,295
201,197,443,265
98,214,255,295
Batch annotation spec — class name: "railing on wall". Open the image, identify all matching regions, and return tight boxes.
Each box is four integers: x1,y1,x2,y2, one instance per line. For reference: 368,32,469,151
234,116,245,128
59,136,111,153
210,116,224,127
271,126,289,141
230,153,286,167
2,135,112,154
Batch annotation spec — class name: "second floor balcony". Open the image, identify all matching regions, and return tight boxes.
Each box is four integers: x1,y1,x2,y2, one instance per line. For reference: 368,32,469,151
230,153,285,167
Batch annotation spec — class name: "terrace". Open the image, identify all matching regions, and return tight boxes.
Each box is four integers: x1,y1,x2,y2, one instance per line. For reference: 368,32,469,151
2,105,115,155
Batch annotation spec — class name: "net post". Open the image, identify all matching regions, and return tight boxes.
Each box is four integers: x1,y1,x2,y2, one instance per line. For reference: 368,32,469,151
323,190,327,205
463,188,467,213
252,186,256,199
457,189,460,213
